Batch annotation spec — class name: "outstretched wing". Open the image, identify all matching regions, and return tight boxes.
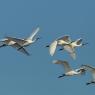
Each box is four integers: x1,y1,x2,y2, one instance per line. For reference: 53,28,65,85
81,65,95,71
49,40,57,56
64,45,76,60
58,35,71,43
82,65,95,80
53,60,72,72
6,37,27,46
11,43,30,56
27,27,40,40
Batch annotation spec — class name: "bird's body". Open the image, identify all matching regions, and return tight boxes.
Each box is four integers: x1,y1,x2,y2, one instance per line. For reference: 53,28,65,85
57,39,70,46
53,60,86,78
65,70,80,76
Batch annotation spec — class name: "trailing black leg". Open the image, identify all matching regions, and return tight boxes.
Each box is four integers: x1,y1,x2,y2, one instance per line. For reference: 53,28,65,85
58,74,66,78
17,47,24,51
0,44,7,48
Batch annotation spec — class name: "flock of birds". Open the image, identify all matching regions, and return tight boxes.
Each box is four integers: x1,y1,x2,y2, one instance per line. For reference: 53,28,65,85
0,26,95,85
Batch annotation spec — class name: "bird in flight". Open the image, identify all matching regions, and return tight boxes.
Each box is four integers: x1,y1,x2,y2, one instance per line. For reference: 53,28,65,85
0,27,40,55
59,38,86,59
46,35,71,56
81,64,95,85
0,38,30,55
46,35,88,59
53,60,86,78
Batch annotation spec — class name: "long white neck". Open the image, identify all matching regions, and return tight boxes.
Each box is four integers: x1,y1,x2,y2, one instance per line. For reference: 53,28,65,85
33,37,40,42
27,27,40,40
28,37,40,44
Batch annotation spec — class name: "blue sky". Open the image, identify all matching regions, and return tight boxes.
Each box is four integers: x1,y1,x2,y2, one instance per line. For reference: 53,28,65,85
0,0,95,95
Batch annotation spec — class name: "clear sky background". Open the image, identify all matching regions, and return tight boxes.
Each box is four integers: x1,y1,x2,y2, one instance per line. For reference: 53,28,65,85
0,0,95,95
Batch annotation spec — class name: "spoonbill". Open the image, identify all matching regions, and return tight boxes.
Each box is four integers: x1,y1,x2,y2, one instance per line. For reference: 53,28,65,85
53,60,86,78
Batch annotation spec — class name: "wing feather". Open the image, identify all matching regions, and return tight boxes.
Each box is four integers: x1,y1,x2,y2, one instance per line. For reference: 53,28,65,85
6,37,26,45
11,43,30,56
64,45,76,59
49,40,57,56
53,60,72,72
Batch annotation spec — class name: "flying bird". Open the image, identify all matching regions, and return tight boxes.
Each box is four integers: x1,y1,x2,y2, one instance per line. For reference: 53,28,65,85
81,64,95,85
46,35,87,59
59,38,88,59
46,35,71,56
6,27,40,48
0,27,40,55
0,38,30,55
53,60,86,78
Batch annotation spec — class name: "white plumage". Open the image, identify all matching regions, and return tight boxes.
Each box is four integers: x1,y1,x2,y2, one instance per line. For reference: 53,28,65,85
53,60,86,78
60,38,85,59
0,27,40,55
49,35,71,56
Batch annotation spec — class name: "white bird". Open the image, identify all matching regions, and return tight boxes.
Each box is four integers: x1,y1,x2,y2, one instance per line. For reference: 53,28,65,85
53,60,86,78
0,27,40,55
47,35,87,59
46,35,71,56
81,64,95,85
59,38,88,59
5,27,40,48
0,38,30,55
